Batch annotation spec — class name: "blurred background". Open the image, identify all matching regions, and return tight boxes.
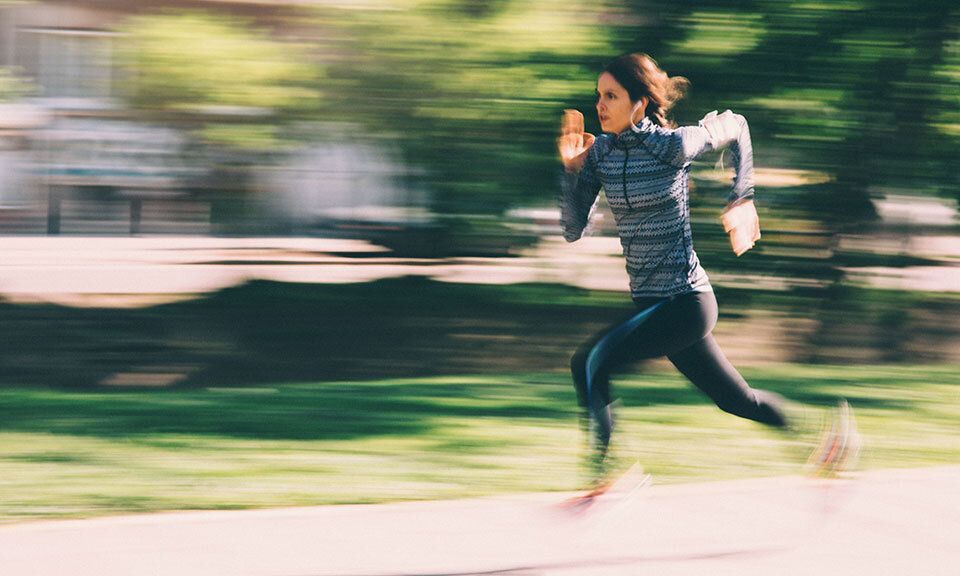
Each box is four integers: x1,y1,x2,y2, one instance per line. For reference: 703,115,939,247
0,0,957,521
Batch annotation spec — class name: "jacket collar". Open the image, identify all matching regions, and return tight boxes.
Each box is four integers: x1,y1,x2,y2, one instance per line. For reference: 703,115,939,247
613,117,656,147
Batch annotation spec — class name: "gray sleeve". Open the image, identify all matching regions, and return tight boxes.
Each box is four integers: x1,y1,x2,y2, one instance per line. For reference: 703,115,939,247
688,110,756,204
647,110,756,204
558,147,602,242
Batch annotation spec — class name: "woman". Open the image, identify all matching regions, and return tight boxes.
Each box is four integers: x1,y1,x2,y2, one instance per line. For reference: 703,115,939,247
557,53,856,488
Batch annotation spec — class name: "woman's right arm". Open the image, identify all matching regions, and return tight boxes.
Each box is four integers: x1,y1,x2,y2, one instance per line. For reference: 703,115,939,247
557,110,601,242
559,146,602,242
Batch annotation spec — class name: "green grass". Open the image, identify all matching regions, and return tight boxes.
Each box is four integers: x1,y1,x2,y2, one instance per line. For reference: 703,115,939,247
1,363,958,524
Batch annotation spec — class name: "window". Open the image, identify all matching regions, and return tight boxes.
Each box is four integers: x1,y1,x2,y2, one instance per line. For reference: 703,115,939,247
15,28,117,103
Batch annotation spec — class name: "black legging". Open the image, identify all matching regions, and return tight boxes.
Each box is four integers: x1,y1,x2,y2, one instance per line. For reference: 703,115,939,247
571,290,788,455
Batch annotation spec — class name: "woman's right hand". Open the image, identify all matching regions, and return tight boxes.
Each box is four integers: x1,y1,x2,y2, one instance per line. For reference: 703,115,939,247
557,109,595,173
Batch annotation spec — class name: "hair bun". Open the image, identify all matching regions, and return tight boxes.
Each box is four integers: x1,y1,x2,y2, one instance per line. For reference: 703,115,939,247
667,76,690,105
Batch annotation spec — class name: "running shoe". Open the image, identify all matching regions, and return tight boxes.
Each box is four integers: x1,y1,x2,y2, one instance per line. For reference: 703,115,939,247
807,399,862,477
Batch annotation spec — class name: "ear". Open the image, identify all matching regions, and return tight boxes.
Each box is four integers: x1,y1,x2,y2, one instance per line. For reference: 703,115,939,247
632,96,649,123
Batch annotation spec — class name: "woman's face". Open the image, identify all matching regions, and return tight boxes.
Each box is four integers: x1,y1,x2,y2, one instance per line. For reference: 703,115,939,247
596,72,642,134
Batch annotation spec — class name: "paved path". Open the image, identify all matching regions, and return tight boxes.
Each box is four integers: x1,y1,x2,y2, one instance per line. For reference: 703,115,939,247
1,466,957,576
3,233,959,308
0,235,631,307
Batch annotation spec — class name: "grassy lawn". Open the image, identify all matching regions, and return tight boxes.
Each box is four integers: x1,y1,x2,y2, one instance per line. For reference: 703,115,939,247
1,363,958,524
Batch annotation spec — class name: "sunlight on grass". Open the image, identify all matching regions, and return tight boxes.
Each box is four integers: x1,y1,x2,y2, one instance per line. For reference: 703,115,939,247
1,363,958,523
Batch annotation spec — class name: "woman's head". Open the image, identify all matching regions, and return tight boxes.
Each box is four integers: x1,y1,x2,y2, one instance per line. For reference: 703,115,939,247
596,53,690,133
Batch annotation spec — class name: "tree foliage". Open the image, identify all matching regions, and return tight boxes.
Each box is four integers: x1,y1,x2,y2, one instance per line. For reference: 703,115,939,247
115,3,960,220
317,0,616,213
117,11,321,150
317,0,960,214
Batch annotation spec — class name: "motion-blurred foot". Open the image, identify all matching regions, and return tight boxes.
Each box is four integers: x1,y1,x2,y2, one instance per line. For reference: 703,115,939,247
807,399,862,477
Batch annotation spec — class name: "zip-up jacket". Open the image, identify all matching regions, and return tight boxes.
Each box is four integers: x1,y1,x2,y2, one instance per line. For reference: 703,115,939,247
559,110,755,299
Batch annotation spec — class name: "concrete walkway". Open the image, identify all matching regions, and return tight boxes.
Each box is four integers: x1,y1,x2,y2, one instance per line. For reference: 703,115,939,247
1,466,957,576
3,234,959,309
0,235,632,308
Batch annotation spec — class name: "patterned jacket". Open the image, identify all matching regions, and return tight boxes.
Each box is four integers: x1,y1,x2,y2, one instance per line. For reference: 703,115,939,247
559,110,755,299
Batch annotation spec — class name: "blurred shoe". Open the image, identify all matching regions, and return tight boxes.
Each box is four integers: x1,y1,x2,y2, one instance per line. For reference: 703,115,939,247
561,455,615,514
806,399,862,477
560,462,650,514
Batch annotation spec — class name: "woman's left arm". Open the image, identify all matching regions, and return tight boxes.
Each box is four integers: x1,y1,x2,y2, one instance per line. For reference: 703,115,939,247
677,110,760,255
643,110,760,254
694,110,755,204
649,110,755,204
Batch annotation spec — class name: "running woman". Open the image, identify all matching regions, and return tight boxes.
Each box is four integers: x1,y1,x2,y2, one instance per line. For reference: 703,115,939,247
557,53,858,488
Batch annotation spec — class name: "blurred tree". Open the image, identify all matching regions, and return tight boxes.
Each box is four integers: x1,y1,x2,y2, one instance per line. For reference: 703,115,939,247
108,2,956,255
318,0,958,223
318,0,616,216
117,11,321,152
626,0,960,221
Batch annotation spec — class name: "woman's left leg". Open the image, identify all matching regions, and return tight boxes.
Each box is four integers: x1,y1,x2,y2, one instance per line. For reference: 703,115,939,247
615,290,789,428
668,333,788,428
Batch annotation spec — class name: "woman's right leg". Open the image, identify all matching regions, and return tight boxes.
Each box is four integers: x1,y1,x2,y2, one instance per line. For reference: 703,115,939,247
570,300,668,467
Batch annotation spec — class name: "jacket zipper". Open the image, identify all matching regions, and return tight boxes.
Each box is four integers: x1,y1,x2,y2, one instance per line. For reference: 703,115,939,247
622,147,633,209
680,165,693,282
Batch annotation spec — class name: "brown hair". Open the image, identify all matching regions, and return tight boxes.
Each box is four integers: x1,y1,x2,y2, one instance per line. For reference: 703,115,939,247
604,53,690,128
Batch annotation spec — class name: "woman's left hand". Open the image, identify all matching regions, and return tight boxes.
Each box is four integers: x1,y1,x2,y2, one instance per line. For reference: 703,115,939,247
721,199,761,256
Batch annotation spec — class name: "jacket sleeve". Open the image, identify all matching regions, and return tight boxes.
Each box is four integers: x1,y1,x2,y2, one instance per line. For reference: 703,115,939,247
558,145,602,242
655,110,756,204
